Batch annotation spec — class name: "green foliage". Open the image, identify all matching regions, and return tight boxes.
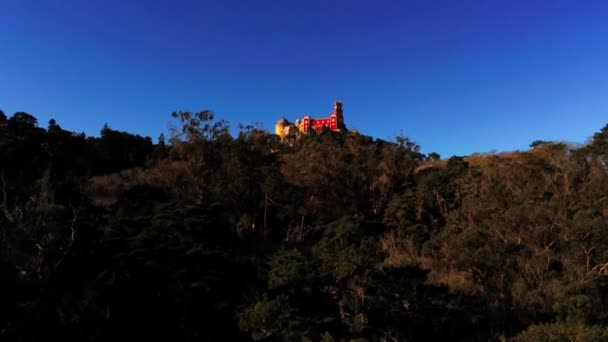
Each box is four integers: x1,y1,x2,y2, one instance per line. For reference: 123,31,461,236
268,248,309,289
314,217,384,280
584,124,608,157
239,295,303,340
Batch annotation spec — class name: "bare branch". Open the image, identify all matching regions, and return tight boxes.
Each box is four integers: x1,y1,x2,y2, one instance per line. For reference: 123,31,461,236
53,198,84,271
0,173,13,222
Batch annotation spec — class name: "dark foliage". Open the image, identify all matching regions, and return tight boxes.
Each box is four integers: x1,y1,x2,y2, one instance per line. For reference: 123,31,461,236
2,110,608,341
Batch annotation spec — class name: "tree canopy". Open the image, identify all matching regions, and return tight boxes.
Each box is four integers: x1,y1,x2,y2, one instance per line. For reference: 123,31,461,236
1,109,608,340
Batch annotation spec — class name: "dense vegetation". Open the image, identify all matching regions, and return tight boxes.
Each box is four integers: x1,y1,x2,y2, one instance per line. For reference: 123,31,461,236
2,108,608,341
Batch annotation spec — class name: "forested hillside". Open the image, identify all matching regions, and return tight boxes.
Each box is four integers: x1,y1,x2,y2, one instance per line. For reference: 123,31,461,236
2,109,608,341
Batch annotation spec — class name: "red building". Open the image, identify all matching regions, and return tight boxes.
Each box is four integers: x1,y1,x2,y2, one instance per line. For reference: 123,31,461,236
301,101,345,133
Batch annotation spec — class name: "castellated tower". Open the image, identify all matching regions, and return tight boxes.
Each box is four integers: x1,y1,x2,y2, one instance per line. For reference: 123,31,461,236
333,101,344,128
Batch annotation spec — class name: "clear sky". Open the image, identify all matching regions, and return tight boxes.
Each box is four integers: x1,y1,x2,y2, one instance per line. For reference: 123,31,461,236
2,0,608,156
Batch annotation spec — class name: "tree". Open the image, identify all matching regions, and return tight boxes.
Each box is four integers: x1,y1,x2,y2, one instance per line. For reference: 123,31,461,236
530,140,551,148
170,110,228,143
268,248,310,289
427,152,441,161
10,112,38,127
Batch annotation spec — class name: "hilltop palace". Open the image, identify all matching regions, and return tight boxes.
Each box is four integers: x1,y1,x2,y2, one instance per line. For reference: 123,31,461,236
275,101,346,140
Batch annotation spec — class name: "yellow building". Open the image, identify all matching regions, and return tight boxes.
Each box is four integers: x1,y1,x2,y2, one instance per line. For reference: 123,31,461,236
275,117,295,141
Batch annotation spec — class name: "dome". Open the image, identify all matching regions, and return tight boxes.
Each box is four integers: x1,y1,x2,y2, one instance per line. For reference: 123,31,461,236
276,117,290,126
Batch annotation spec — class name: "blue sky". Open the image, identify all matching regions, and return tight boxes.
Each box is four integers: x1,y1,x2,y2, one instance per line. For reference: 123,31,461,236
1,0,608,156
